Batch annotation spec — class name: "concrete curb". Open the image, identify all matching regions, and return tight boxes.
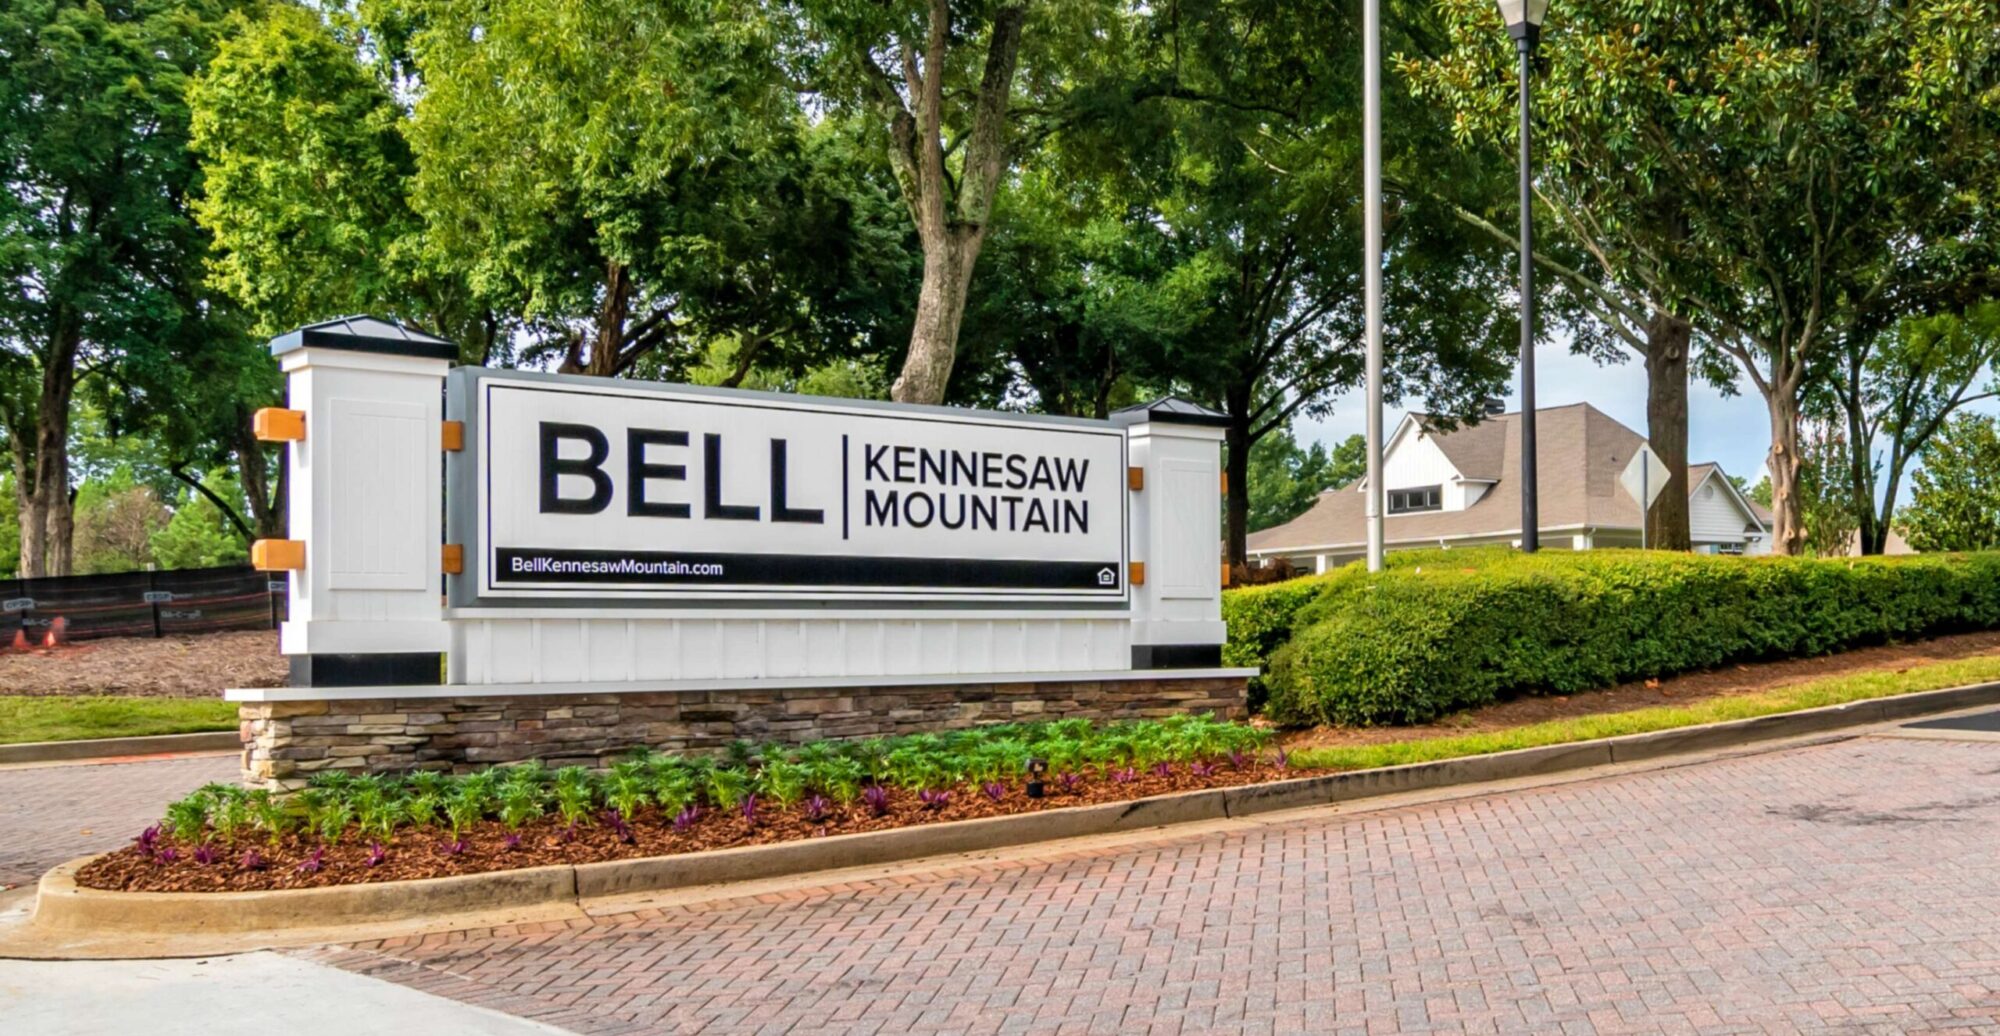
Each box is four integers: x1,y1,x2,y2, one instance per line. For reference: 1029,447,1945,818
29,858,575,935
0,731,240,766
19,679,2000,941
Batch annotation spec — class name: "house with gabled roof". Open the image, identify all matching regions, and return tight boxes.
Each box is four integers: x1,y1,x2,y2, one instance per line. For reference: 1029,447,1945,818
1246,403,1771,572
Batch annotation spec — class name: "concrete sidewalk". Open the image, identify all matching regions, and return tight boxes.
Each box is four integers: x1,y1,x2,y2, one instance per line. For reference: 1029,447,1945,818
0,951,574,1036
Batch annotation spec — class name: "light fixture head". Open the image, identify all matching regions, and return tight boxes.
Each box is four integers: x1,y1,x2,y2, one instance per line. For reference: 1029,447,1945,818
1495,0,1551,46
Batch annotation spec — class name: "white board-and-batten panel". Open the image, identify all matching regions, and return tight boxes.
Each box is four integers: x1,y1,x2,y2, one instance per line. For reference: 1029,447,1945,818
1380,429,1461,502
449,616,1132,685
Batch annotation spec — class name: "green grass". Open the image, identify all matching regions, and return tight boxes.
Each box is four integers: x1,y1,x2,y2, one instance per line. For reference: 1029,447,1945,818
1292,653,2000,773
0,696,238,745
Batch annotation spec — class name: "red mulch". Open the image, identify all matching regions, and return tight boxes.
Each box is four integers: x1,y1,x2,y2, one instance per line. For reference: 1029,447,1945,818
0,630,285,698
77,762,1319,893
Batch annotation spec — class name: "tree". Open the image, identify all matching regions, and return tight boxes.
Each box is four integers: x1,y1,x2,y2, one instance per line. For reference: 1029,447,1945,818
1405,0,2000,554
1245,429,1364,532
0,0,246,575
1821,302,2000,554
151,470,251,570
1902,413,2000,553
402,0,825,379
72,467,169,575
1091,1,1511,566
795,0,1073,404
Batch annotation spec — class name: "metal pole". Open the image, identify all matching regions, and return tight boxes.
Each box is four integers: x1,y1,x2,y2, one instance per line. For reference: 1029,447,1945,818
1363,0,1386,572
1640,454,1648,550
1516,41,1539,554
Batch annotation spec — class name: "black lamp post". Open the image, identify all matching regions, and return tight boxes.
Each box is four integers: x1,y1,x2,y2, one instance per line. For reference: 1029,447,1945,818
1499,0,1549,552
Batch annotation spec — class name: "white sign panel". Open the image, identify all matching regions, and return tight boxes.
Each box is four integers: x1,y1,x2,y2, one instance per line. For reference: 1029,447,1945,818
465,375,1129,602
1619,445,1671,510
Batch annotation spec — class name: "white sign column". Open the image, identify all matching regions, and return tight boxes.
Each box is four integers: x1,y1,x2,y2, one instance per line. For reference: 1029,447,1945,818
1116,400,1229,667
268,317,455,686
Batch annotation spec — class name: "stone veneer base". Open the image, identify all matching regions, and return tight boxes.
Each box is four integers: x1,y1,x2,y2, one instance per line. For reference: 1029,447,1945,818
237,675,1249,790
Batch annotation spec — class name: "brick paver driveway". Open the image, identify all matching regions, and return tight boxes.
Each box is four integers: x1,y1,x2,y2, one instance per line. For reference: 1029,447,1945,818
0,754,237,889
311,734,2000,1035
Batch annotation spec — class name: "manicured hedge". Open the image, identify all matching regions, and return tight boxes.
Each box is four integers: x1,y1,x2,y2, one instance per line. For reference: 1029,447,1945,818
1257,550,2000,727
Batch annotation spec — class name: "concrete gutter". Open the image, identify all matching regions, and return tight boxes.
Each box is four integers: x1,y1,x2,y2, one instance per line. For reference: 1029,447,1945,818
0,731,240,766
9,678,1998,957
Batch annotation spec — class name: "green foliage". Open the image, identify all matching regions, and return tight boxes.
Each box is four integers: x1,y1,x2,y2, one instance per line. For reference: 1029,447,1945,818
1262,550,2000,726
152,717,1273,847
150,471,251,570
1245,429,1364,533
70,467,169,574
1904,414,2000,552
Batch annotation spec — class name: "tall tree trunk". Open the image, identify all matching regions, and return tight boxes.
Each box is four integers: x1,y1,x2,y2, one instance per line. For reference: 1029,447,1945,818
1642,311,1693,551
1765,394,1807,556
894,232,980,404
1223,413,1252,568
18,324,79,578
586,261,630,379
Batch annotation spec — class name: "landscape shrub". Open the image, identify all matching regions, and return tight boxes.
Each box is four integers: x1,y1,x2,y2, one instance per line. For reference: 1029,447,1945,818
1259,550,2000,727
148,715,1274,850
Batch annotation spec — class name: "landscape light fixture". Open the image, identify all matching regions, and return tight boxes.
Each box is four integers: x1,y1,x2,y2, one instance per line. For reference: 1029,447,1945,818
1498,0,1549,551
1026,758,1048,799
1495,0,1551,47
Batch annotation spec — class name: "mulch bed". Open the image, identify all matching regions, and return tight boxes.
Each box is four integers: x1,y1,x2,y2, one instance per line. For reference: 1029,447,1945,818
77,761,1320,893
1280,629,2000,750
0,630,285,698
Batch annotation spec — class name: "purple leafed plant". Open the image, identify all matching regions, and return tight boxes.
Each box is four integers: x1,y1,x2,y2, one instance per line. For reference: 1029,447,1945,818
1273,747,1291,771
981,781,1006,803
239,848,266,872
1228,749,1249,770
559,823,578,844
1189,761,1218,778
154,846,179,865
297,848,326,874
602,810,635,844
672,805,701,832
804,795,830,823
1151,761,1173,778
861,785,890,817
438,839,467,857
1059,772,1084,792
192,844,219,866
502,832,524,851
917,788,951,810
133,824,162,859
738,794,760,827
367,841,388,866
1112,767,1136,784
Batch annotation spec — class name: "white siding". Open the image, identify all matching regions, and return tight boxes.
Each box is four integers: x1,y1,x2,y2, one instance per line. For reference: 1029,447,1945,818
1689,476,1753,545
450,616,1133,685
1381,427,1463,509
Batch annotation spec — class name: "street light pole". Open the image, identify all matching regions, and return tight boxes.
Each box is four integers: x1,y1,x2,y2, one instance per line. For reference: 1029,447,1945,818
1497,0,1548,553
1363,0,1385,572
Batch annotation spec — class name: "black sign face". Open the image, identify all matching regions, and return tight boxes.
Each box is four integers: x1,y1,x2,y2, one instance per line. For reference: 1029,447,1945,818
466,377,1129,603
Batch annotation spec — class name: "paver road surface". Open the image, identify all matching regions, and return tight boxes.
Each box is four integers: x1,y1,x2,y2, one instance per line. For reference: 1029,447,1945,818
308,734,2000,1034
0,753,237,889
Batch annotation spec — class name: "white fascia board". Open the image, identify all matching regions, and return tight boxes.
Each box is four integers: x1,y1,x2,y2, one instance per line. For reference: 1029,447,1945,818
226,667,1263,703
1240,528,1600,560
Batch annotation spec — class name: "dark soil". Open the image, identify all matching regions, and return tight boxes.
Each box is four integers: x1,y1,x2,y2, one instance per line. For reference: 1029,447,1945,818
0,630,285,697
77,761,1320,893
1281,630,2000,750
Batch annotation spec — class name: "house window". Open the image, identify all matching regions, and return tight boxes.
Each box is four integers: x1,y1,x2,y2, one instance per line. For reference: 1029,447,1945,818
1387,485,1442,514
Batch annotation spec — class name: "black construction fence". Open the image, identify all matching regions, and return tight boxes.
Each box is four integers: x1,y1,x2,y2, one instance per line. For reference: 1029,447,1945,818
0,565,285,644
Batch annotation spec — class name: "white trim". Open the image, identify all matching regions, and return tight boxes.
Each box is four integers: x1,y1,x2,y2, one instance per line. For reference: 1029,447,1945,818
444,607,1134,622
226,667,1260,703
1250,522,1601,557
